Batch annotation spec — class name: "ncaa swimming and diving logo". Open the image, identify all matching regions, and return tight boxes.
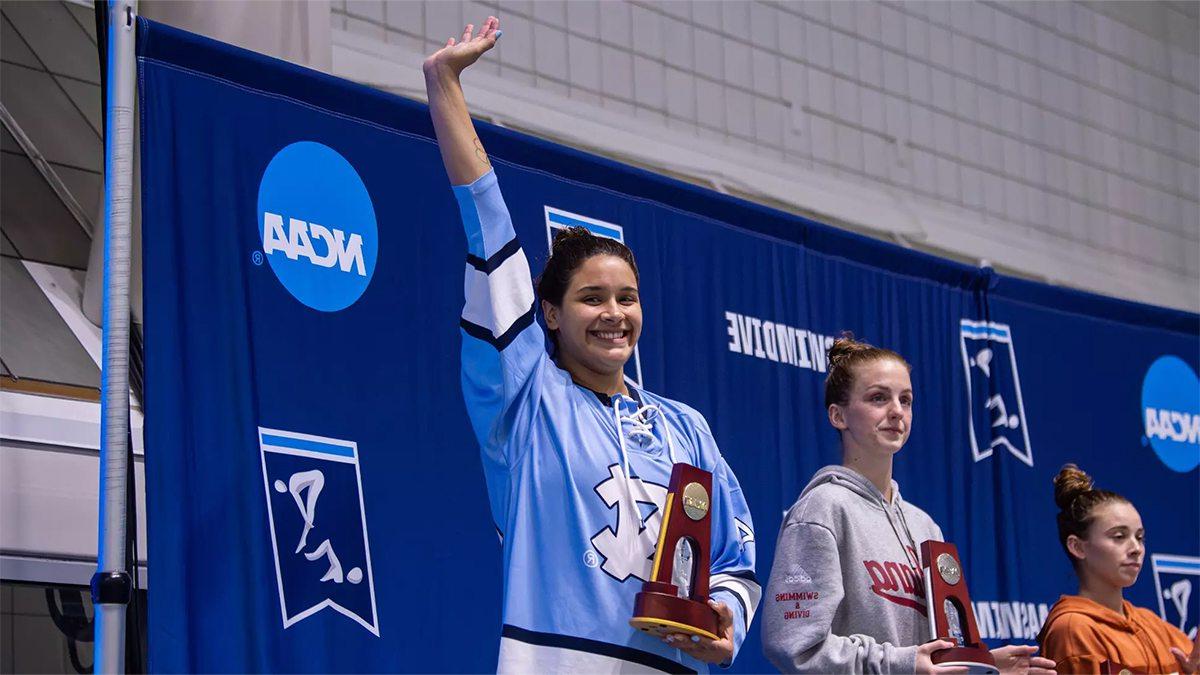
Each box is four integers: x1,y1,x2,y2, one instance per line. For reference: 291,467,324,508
257,141,378,312
959,320,1033,466
544,206,643,387
1152,554,1200,640
259,427,380,636
1141,356,1199,472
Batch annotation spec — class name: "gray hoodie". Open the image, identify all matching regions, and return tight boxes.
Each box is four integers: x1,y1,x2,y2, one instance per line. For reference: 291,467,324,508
762,465,943,674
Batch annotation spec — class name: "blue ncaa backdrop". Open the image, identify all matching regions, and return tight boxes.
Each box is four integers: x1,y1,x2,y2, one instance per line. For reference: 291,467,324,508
138,19,1200,672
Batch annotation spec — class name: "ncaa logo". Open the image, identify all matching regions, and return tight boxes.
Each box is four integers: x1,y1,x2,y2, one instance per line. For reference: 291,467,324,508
544,206,642,387
1151,554,1200,640
959,320,1033,466
1141,356,1200,472
257,142,378,312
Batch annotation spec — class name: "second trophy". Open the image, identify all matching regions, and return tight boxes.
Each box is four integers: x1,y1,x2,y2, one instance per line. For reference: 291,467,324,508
920,540,999,674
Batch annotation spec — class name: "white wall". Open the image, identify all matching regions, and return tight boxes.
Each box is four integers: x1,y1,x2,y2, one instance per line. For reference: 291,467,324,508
332,0,1199,312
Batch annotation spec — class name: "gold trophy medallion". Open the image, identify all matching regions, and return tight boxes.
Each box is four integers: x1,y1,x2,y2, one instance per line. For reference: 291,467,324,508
681,482,710,521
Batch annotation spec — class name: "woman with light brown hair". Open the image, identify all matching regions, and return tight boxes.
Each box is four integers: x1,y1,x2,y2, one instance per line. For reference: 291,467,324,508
764,334,1055,674
1037,464,1199,673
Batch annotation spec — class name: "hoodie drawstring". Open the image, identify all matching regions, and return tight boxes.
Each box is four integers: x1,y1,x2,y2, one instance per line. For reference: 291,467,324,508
891,502,922,568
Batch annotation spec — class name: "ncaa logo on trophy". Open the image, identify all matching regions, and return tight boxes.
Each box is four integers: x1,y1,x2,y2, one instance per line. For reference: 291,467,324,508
1152,554,1200,640
257,141,379,312
259,426,380,636
544,206,642,387
959,320,1033,466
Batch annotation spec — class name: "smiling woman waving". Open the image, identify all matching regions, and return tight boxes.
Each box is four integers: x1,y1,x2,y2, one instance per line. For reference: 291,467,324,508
423,17,759,673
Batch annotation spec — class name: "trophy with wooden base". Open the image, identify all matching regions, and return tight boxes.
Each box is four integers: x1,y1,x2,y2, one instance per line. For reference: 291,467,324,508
629,463,719,640
920,540,999,674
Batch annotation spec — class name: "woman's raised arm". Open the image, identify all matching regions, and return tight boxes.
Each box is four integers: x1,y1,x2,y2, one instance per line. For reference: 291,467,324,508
422,17,501,186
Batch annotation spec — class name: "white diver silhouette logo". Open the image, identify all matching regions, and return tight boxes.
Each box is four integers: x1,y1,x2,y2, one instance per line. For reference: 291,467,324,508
274,470,364,585
1166,578,1193,637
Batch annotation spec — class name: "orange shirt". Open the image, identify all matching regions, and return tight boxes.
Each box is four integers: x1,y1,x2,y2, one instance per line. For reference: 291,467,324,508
1038,595,1192,674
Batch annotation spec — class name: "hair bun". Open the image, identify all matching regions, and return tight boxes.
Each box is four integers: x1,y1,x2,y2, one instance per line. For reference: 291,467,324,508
827,332,872,371
549,225,592,253
1053,463,1094,511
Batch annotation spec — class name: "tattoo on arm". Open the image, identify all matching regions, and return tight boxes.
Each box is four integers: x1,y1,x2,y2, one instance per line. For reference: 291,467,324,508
473,137,491,167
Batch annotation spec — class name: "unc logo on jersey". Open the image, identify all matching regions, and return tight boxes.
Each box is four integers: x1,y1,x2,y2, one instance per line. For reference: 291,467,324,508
734,517,755,549
589,464,668,583
1141,356,1200,473
257,141,378,312
259,426,380,636
959,320,1033,466
544,206,643,388
1152,554,1200,640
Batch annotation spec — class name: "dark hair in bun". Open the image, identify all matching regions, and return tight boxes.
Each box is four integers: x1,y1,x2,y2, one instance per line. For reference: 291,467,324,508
1053,464,1129,567
535,226,639,345
824,332,911,409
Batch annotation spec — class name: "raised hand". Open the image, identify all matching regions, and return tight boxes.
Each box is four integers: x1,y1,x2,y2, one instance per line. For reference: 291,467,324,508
423,16,501,185
423,17,501,79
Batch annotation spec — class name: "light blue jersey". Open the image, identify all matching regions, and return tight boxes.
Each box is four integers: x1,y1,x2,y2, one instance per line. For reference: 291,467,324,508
454,171,760,673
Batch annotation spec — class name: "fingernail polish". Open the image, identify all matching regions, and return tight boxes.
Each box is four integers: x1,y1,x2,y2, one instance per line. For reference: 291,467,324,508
494,30,503,39
691,635,700,643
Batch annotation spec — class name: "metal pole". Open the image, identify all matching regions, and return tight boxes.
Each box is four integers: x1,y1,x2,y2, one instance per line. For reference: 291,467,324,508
93,1,137,672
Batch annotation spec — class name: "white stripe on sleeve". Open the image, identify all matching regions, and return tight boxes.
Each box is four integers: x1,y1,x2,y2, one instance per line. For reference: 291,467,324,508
710,572,762,628
462,251,535,340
